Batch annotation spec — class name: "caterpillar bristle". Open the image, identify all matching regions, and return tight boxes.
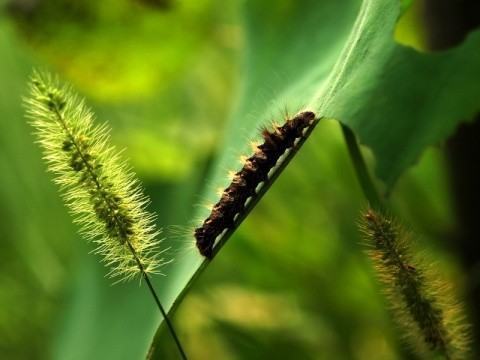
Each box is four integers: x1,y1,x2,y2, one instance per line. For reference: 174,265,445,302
194,111,317,259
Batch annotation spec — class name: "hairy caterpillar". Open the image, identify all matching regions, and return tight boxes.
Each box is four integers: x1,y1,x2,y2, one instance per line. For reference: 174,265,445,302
195,111,318,258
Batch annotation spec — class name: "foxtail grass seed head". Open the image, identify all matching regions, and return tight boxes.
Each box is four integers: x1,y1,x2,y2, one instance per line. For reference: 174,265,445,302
360,209,470,359
25,72,165,282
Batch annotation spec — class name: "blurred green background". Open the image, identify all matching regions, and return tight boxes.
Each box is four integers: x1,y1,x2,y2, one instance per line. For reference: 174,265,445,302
0,0,476,359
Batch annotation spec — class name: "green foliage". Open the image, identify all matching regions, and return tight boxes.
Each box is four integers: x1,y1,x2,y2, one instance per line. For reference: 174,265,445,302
360,209,470,359
11,0,226,101
239,0,480,189
1,0,479,359
25,72,164,281
150,0,480,355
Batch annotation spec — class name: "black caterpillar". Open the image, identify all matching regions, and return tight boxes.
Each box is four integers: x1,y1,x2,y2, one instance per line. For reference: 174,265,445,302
194,111,317,258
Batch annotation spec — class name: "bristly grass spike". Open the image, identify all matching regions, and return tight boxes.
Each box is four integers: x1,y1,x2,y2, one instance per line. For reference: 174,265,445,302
25,71,163,282
360,208,470,359
25,71,188,359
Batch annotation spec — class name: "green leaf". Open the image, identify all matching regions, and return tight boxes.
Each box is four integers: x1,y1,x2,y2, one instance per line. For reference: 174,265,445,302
149,0,480,356
315,1,480,189
232,0,480,190
4,0,478,357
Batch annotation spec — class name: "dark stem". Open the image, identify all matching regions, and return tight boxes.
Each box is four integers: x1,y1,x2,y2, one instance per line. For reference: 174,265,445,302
424,0,480,353
341,124,382,209
126,242,188,360
52,105,188,360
